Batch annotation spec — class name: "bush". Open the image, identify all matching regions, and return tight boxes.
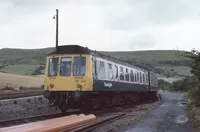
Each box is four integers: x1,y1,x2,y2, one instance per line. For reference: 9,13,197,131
158,79,172,90
171,76,198,91
31,65,45,75
187,86,200,106
183,49,200,106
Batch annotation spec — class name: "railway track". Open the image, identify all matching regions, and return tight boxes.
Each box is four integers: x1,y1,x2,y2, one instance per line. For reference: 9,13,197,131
0,93,161,131
0,94,160,126
0,89,43,100
0,112,125,132
64,113,125,132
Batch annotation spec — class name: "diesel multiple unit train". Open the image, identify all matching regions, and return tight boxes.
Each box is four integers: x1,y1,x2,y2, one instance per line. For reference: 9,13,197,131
43,45,158,112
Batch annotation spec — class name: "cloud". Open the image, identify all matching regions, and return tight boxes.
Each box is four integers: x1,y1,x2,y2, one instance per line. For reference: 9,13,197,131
0,0,200,51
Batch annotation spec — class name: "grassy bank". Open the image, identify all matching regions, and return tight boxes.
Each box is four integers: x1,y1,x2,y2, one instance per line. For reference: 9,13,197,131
187,104,200,132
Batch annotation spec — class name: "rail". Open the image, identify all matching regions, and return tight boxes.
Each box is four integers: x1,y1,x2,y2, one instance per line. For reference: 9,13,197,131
0,89,43,100
65,113,125,132
0,113,125,132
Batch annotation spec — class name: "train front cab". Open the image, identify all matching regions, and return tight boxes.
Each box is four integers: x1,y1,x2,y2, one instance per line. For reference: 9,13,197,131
43,54,94,110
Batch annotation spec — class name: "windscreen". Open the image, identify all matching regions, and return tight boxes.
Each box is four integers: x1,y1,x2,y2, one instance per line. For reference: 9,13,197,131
73,56,86,76
60,57,72,76
48,57,59,76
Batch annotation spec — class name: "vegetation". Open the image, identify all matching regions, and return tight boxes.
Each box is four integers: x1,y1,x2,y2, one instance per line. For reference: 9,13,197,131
157,76,196,91
165,49,200,131
0,64,41,75
182,49,200,106
158,79,172,90
31,65,45,75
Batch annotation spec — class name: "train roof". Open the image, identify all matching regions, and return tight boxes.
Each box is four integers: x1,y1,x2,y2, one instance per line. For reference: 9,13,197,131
48,45,151,71
48,45,91,54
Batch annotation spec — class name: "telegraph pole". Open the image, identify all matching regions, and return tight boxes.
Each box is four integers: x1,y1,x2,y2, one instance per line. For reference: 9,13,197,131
55,9,59,52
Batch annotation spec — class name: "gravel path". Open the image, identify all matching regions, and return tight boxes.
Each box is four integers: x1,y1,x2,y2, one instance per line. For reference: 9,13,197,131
93,100,162,132
0,97,61,121
123,92,195,132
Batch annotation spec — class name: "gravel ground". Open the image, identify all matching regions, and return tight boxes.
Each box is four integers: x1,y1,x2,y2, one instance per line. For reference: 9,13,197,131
0,96,161,131
0,97,61,121
93,100,162,132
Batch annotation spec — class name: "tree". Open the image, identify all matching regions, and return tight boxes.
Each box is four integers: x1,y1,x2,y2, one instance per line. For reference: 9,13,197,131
184,49,200,106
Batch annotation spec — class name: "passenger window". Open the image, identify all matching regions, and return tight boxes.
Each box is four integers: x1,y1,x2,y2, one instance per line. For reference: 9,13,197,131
140,72,142,83
137,72,140,82
120,67,124,80
125,68,129,81
108,63,112,69
99,61,106,79
134,72,136,82
107,63,113,79
143,74,145,83
114,65,118,79
60,57,72,76
131,70,134,82
146,74,149,83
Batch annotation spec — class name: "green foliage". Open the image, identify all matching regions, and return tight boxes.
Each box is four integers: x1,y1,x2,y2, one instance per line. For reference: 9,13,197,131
0,48,53,65
0,64,40,75
103,50,190,63
31,65,45,75
180,49,200,106
185,49,200,82
158,79,172,90
187,87,200,106
171,76,198,91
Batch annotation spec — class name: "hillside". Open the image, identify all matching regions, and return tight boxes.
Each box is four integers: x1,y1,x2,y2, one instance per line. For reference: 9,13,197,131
102,50,191,66
0,47,192,82
0,47,54,65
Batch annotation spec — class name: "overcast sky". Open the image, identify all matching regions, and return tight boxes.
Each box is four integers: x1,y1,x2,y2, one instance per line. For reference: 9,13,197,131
1,0,200,51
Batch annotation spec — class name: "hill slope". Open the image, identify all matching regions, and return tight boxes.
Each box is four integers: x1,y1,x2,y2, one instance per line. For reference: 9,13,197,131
0,47,54,65
0,47,192,81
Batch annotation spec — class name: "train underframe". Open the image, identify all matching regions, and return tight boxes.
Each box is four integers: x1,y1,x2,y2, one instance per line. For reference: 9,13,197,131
43,90,158,113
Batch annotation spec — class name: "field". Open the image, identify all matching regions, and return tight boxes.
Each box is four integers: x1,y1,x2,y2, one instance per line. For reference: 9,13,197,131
156,65,192,76
0,64,41,75
0,72,44,92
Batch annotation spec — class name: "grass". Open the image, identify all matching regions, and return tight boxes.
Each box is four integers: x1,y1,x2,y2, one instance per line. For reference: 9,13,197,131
0,64,40,75
0,72,44,91
102,50,190,63
187,102,200,132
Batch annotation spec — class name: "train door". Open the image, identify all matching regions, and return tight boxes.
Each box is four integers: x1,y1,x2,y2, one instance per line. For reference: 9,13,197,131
92,56,98,90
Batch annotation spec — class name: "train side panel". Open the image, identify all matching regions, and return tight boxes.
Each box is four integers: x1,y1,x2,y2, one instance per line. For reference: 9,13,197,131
92,56,149,92
149,73,158,91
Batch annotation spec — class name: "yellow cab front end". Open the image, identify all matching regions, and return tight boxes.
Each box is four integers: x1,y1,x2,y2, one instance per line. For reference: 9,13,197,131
44,54,93,92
